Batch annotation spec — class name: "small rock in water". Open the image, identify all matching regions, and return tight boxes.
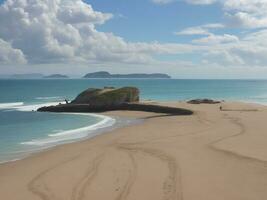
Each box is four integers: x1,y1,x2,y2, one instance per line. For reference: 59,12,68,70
187,99,221,104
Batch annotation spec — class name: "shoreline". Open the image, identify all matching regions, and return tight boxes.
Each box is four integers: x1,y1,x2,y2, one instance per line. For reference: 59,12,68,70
0,100,264,165
0,100,265,165
0,113,139,165
1,101,267,199
0,108,148,166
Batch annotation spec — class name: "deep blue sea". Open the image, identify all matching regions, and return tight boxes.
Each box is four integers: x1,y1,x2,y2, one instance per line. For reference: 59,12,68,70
1,78,267,163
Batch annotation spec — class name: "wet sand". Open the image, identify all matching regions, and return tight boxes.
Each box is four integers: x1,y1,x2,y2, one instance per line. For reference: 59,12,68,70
0,101,267,200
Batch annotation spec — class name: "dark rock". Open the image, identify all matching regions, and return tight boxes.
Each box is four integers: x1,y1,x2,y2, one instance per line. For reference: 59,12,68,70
71,87,140,106
104,86,115,89
38,103,193,115
37,86,193,116
187,99,221,104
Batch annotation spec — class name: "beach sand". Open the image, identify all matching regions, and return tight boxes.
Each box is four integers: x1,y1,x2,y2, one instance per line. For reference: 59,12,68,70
1,101,267,200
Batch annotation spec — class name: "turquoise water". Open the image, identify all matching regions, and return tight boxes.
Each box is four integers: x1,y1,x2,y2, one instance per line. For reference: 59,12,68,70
1,79,267,103
0,111,106,161
1,79,267,162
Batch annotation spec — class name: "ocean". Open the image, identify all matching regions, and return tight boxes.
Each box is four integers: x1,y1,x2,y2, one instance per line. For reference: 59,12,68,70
1,78,267,163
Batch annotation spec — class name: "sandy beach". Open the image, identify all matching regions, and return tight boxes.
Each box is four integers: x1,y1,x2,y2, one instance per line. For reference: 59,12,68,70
0,101,267,200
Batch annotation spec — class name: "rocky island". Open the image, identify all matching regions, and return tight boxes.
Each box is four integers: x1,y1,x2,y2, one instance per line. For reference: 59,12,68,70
83,71,171,79
38,87,192,115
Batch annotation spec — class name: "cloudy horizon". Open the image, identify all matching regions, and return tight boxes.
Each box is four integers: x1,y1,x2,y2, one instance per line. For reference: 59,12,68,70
1,0,267,78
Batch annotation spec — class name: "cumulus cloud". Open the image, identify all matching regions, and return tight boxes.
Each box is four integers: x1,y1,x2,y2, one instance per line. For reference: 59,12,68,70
0,0,114,64
126,0,267,70
1,0,267,74
222,0,267,29
0,0,203,66
154,0,267,29
200,29,267,67
225,13,267,28
224,0,267,14
173,0,267,68
0,39,26,64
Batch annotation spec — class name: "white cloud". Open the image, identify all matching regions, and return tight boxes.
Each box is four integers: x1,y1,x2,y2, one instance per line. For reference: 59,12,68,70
185,0,217,5
0,0,202,66
193,34,239,45
0,39,26,64
200,29,267,67
223,0,267,28
225,12,267,29
1,0,267,76
174,1,267,68
57,1,112,25
151,0,175,5
224,0,267,14
176,27,210,36
154,0,267,29
175,23,224,36
0,0,114,64
202,23,225,29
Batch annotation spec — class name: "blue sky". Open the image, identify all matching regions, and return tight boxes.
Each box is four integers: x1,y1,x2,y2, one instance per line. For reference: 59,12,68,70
87,0,223,42
1,0,267,78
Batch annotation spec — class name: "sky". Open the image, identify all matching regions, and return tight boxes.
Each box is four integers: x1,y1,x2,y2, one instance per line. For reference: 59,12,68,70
0,0,267,78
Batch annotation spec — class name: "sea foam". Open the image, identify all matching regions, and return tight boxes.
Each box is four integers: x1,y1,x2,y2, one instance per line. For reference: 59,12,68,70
0,102,24,109
1,100,117,160
14,102,65,111
20,113,115,146
0,101,65,111
35,96,62,100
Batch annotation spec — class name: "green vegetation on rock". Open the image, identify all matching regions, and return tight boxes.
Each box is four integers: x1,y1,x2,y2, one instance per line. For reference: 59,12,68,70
71,87,140,106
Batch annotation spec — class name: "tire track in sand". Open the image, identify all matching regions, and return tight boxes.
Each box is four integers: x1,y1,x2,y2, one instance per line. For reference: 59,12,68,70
114,151,137,200
28,150,105,200
118,144,183,200
209,115,267,165
71,154,104,200
28,153,83,200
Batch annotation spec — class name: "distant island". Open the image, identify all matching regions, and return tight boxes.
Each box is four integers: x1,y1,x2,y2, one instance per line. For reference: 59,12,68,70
4,72,170,79
43,74,69,79
9,73,44,79
5,73,69,79
83,71,171,79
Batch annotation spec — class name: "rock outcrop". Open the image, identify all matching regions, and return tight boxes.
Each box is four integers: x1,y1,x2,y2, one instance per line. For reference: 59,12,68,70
71,87,139,106
187,99,221,104
38,103,193,115
37,86,193,115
